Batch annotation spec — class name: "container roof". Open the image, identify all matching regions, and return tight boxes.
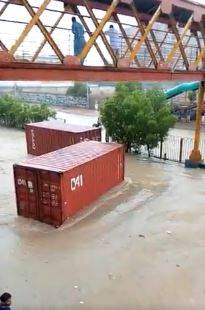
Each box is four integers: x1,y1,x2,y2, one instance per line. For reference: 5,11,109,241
18,141,122,172
26,121,98,133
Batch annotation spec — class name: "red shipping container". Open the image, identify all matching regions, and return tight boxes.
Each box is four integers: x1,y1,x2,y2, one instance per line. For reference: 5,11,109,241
14,141,124,227
25,121,101,156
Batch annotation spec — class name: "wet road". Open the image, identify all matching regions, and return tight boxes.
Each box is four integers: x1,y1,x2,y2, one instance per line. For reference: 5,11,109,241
1,114,205,309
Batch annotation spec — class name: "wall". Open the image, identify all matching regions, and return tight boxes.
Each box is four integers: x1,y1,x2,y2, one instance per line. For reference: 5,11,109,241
0,91,88,108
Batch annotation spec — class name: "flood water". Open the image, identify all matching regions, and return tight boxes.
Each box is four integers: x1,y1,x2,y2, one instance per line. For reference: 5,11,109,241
1,109,205,309
56,109,98,127
56,107,205,139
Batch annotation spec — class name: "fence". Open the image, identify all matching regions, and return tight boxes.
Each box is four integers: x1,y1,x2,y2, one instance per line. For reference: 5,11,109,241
0,91,88,108
142,135,205,163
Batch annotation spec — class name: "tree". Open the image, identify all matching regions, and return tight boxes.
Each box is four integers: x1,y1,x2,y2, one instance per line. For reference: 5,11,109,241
115,82,142,95
0,95,56,129
100,83,176,154
66,82,89,98
144,89,176,155
188,91,197,103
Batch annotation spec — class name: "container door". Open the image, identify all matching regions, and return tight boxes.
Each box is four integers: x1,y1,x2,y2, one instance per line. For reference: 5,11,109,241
74,133,81,144
68,133,75,146
14,166,39,219
37,171,62,227
97,128,101,141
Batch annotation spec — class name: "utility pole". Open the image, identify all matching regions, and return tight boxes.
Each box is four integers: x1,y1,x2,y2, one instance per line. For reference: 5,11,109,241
186,81,205,167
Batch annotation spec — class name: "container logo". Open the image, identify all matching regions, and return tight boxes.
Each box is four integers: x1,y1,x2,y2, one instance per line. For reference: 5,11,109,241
31,129,36,150
17,178,27,186
27,181,33,189
71,174,83,191
17,179,34,192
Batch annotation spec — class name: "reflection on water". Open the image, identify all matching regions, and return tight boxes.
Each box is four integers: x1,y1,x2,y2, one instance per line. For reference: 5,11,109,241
170,127,205,139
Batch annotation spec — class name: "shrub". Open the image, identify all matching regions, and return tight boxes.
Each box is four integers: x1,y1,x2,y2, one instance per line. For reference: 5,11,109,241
0,95,56,129
66,82,89,98
100,83,176,154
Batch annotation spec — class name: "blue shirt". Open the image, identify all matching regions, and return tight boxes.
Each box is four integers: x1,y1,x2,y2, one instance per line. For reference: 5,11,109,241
72,21,85,40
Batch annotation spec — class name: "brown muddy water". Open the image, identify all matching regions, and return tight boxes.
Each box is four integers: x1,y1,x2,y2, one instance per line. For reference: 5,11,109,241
1,115,205,309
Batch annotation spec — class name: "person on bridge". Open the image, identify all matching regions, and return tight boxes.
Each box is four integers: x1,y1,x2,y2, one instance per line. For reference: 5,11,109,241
72,17,86,64
0,292,14,310
105,25,121,57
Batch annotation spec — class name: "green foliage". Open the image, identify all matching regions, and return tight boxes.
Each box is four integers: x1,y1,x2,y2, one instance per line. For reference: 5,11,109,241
0,95,56,129
115,82,142,97
66,82,89,98
188,91,197,103
100,84,176,154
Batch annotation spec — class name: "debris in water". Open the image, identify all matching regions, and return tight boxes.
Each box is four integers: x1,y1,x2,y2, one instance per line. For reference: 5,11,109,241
79,301,84,304
74,285,78,289
176,264,180,268
166,231,172,235
108,273,115,280
139,234,145,238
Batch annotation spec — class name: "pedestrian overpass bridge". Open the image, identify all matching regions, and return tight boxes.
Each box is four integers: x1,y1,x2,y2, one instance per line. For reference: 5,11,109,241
0,0,205,81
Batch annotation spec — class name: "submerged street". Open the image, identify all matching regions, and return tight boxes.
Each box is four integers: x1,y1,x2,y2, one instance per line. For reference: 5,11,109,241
1,111,205,309
1,0,205,307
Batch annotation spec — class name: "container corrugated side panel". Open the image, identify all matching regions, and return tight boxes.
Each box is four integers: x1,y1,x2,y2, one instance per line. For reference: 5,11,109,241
49,128,60,153
26,124,102,156
89,128,101,141
61,146,124,219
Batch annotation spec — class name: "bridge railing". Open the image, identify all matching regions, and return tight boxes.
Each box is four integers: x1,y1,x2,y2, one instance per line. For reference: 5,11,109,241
0,0,204,71
0,29,200,70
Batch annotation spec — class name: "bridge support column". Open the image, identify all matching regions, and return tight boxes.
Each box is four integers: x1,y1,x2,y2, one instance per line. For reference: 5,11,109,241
186,81,205,167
